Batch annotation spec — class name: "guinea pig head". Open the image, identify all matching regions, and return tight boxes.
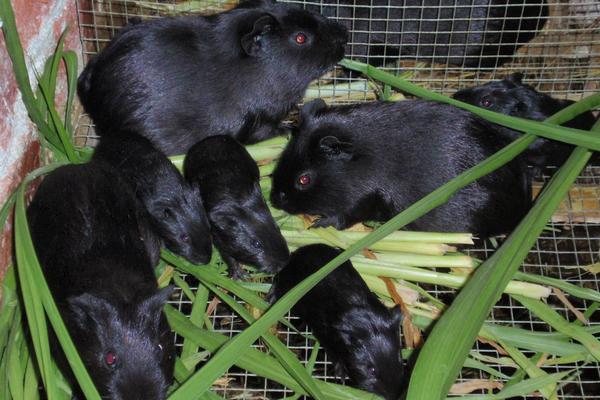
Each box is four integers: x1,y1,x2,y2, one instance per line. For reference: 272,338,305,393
65,287,175,400
141,175,212,265
210,183,290,273
239,2,347,78
340,306,404,400
452,73,528,115
271,99,356,218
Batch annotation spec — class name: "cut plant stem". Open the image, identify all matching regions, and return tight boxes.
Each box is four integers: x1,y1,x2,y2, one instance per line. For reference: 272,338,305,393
353,261,551,299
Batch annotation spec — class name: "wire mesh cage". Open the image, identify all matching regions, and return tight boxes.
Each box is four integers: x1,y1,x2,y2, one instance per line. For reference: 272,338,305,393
73,0,600,398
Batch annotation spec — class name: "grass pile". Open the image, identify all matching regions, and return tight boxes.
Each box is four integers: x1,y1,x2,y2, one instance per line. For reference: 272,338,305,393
1,0,600,398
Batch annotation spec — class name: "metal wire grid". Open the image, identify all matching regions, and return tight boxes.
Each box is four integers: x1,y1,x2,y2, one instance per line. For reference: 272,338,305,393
76,0,600,100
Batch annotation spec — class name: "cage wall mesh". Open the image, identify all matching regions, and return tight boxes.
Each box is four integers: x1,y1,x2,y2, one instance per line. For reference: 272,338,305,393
74,0,600,398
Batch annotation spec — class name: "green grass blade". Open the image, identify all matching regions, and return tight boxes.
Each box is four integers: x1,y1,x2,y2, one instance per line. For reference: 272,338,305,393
512,295,600,361
61,50,78,133
514,271,600,302
340,59,600,151
407,120,598,399
0,0,51,136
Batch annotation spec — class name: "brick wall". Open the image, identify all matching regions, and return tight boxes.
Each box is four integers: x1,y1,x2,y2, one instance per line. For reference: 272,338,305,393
0,0,84,287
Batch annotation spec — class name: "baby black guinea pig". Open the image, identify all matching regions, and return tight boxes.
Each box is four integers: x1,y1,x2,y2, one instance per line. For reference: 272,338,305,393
269,244,404,400
306,0,547,68
77,0,347,156
93,133,213,265
453,73,598,168
184,135,290,279
271,99,531,237
26,162,175,400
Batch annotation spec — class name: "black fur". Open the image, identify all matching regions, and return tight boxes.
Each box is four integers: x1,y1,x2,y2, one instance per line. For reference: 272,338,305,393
77,0,347,155
26,162,175,400
271,99,531,237
184,135,289,278
93,134,213,264
269,244,404,400
453,73,598,167
306,0,547,67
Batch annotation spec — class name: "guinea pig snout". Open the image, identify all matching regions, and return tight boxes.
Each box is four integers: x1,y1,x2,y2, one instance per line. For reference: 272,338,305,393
271,190,287,207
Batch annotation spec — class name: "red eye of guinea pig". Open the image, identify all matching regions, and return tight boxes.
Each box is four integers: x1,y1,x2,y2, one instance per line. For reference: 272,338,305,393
295,33,307,45
480,98,493,108
298,174,311,186
105,351,117,367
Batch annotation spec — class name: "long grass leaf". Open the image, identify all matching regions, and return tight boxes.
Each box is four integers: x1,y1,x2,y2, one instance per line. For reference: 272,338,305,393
512,295,600,361
340,59,600,151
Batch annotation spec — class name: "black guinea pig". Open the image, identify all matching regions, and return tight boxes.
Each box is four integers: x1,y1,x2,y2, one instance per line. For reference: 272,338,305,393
306,0,547,68
271,99,531,237
26,162,175,400
453,73,598,168
77,0,348,156
93,133,213,264
184,135,290,278
269,244,404,400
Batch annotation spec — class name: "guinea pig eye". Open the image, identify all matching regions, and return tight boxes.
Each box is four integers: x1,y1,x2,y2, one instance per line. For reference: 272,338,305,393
157,344,164,352
367,366,376,375
163,208,173,219
252,240,261,249
480,97,493,108
105,351,117,367
298,174,311,187
294,32,307,45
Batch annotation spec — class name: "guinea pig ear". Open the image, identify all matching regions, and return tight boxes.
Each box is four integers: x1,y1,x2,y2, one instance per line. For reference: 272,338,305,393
506,73,524,85
300,99,327,123
67,294,116,329
389,306,403,329
318,135,354,161
241,14,278,56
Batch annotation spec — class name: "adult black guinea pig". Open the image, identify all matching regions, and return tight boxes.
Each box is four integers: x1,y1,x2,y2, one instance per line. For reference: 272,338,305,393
26,162,175,400
453,73,598,168
306,0,547,68
93,133,213,264
269,244,404,400
271,99,531,237
184,135,289,278
77,0,347,156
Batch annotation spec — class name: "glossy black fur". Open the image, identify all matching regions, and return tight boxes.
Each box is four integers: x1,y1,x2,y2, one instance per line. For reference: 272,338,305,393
269,244,404,400
93,134,213,264
453,73,598,167
306,0,547,67
77,0,347,155
26,163,175,400
184,135,289,278
271,99,531,237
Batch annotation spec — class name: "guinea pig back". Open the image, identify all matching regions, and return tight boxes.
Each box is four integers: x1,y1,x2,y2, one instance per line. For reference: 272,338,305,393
269,244,404,400
77,0,347,155
184,135,289,278
271,99,531,237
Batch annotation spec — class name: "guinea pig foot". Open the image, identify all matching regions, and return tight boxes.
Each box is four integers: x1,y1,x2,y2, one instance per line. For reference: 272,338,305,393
225,258,249,280
311,216,346,230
